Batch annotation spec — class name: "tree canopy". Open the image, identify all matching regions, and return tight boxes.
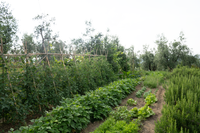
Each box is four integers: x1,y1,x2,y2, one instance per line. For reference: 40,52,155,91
0,1,18,54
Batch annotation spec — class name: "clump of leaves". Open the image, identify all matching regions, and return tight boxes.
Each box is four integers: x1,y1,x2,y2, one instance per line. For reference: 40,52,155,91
129,107,138,117
92,117,116,133
136,86,146,98
138,105,155,118
109,106,132,122
127,98,137,106
143,89,152,98
145,93,157,105
122,120,140,133
92,118,140,133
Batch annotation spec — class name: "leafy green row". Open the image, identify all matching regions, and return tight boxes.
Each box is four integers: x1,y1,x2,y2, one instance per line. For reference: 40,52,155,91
91,117,140,133
110,105,154,121
136,86,146,98
92,101,155,133
92,92,158,133
10,78,139,133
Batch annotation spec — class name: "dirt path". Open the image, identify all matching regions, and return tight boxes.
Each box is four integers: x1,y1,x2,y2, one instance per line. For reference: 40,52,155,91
81,84,165,133
139,86,165,133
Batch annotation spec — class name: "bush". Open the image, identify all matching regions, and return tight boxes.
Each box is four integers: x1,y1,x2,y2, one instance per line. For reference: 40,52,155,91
155,67,200,133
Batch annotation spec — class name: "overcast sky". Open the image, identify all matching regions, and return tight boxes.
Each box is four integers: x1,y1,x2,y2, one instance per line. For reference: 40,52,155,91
2,0,200,55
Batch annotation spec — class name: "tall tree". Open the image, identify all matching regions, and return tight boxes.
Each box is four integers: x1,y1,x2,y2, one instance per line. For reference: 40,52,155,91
154,34,170,70
33,14,56,54
141,45,156,71
21,33,36,53
0,1,18,54
154,32,192,70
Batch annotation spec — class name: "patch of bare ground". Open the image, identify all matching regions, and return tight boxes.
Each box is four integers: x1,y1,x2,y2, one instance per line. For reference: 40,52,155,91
81,84,165,133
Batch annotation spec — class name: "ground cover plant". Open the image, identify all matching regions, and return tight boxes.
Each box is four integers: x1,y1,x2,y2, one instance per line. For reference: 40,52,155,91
127,98,137,106
9,78,139,133
91,117,141,133
155,67,200,133
144,93,157,106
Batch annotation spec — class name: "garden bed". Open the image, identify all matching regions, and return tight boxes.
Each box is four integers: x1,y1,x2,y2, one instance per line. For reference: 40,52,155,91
82,84,165,133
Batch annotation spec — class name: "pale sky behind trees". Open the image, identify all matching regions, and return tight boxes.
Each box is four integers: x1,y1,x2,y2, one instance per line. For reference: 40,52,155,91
2,0,200,55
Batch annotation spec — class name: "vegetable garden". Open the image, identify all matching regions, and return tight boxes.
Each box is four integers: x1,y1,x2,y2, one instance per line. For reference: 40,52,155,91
0,42,119,132
1,38,200,133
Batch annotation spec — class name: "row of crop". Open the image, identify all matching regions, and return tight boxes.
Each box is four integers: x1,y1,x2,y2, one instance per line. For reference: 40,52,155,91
0,57,117,125
9,78,139,133
92,92,158,133
155,67,200,133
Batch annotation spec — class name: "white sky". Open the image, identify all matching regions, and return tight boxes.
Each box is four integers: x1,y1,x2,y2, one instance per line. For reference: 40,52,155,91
2,0,200,55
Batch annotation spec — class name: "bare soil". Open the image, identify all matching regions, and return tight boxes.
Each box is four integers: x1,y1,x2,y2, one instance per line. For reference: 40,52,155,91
81,84,165,133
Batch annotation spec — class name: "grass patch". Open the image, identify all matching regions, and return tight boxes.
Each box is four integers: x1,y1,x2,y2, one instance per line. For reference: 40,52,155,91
143,71,166,88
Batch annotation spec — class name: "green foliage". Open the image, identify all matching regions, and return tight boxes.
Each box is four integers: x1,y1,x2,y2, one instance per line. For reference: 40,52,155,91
92,117,140,133
137,105,155,118
154,32,198,70
136,86,146,98
145,93,157,105
143,89,152,98
118,71,136,79
143,71,165,88
0,1,18,54
155,67,200,133
0,57,117,126
129,107,138,117
92,117,116,133
71,21,131,73
127,98,137,106
141,45,157,71
11,78,139,132
139,32,199,71
21,33,36,53
110,106,133,122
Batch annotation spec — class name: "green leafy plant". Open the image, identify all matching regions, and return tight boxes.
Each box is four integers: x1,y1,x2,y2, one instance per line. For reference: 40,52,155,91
145,93,157,105
129,107,138,117
143,89,152,98
138,105,155,118
92,117,116,133
92,118,140,133
127,98,137,106
109,106,132,122
136,86,146,98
